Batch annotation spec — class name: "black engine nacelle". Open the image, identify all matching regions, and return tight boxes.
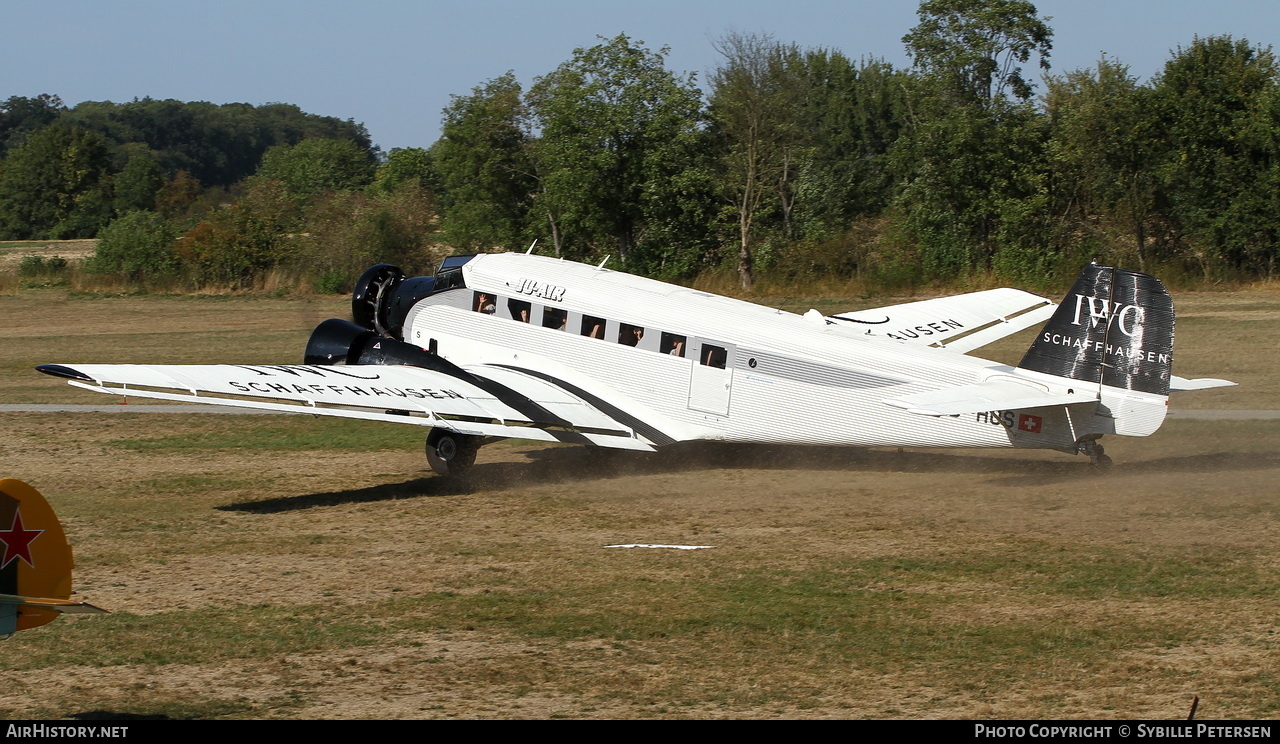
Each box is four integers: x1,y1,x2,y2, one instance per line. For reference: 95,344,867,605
305,318,437,367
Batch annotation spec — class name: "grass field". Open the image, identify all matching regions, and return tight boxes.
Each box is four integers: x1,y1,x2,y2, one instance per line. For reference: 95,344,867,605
0,285,1276,720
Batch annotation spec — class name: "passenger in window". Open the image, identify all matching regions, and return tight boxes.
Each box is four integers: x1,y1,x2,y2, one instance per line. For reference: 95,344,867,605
703,345,727,369
660,332,686,357
582,316,605,339
542,307,568,330
508,299,531,322
475,293,496,314
619,324,644,347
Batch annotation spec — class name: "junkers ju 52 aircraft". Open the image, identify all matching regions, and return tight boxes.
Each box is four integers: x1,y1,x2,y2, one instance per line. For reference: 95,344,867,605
38,252,1232,478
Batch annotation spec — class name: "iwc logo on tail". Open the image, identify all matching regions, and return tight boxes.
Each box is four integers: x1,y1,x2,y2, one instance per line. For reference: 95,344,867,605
1071,294,1144,336
1038,294,1170,366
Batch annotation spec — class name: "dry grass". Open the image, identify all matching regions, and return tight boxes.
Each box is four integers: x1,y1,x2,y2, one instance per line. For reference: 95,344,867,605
0,285,1276,720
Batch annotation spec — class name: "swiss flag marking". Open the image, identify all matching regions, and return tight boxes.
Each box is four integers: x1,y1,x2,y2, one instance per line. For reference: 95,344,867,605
1017,414,1043,434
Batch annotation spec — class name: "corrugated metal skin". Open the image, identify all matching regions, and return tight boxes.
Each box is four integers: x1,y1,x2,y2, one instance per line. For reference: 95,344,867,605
404,254,1117,453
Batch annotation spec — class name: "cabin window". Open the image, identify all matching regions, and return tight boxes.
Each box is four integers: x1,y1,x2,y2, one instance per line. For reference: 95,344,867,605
542,307,567,330
618,323,645,347
581,315,606,339
660,332,686,357
701,343,728,369
474,292,496,314
507,298,531,323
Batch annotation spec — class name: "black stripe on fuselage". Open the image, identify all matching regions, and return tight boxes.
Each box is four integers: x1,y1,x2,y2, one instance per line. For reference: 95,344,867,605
489,364,677,447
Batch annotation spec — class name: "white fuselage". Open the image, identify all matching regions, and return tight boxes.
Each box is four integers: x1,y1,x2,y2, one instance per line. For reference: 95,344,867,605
403,254,1110,452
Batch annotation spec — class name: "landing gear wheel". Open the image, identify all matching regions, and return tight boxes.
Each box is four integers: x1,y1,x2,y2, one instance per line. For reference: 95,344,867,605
426,429,480,479
1077,437,1112,469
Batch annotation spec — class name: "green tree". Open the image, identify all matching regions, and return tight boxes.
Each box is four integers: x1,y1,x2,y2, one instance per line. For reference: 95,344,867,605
895,0,1054,278
89,210,180,278
1150,36,1280,275
372,147,435,193
177,178,301,288
300,183,438,290
527,35,707,269
0,94,64,156
430,73,537,252
708,32,806,288
1045,57,1158,269
255,137,376,196
902,0,1052,108
154,170,204,222
793,53,913,237
113,150,165,213
62,99,377,189
0,124,114,239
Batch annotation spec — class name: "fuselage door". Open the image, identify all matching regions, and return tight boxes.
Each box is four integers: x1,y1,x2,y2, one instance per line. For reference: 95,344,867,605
688,341,734,416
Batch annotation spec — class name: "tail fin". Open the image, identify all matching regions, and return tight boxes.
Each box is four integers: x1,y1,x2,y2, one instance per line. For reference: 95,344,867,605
1019,263,1174,395
1018,264,1174,436
0,479,105,638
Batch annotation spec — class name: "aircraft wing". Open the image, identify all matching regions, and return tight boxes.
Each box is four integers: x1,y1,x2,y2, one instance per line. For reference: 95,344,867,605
827,288,1056,353
36,363,663,451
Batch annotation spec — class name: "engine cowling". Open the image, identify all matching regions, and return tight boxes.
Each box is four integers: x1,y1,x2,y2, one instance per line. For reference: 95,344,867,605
305,318,437,367
351,264,404,336
351,257,474,341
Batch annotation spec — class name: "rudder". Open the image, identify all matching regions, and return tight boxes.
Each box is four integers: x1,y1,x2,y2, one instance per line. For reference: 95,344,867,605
1018,263,1174,396
1018,264,1174,436
0,479,103,636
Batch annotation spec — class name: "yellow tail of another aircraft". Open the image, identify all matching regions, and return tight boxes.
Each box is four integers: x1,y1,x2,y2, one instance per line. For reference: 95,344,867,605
0,478,106,638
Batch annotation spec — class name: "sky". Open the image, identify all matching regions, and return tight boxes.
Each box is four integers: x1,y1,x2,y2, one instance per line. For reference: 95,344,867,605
3,1,1278,153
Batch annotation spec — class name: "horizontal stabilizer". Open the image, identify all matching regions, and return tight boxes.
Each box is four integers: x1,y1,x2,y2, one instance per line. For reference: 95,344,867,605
830,288,1055,353
1170,376,1236,392
0,594,107,614
883,378,1097,417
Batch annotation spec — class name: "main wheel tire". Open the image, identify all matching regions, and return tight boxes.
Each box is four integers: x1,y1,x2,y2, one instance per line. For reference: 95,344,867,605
426,430,480,478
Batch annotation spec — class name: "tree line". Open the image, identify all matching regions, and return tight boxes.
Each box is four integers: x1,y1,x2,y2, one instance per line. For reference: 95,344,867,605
2,0,1278,292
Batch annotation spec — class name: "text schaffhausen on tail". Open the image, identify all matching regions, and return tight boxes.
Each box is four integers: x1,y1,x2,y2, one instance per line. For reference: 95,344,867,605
1020,263,1175,439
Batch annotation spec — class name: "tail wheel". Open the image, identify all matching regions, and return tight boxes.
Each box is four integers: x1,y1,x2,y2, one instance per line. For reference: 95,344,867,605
1077,436,1112,469
426,429,481,478
1091,449,1114,469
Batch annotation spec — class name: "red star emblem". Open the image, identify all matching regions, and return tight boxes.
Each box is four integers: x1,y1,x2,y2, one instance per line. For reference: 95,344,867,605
0,509,43,568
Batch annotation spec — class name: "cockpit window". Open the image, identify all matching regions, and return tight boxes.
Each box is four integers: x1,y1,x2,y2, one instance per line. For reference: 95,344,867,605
661,333,686,357
437,255,476,273
435,255,474,291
